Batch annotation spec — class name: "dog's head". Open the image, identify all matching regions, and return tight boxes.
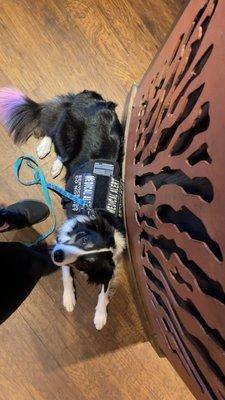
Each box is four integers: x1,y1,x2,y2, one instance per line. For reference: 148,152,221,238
51,215,125,285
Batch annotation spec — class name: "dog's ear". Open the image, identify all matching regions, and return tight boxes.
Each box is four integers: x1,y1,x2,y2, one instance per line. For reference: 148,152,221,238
88,254,115,286
76,252,115,286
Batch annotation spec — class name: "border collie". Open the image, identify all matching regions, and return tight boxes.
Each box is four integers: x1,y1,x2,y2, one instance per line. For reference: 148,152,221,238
0,88,126,330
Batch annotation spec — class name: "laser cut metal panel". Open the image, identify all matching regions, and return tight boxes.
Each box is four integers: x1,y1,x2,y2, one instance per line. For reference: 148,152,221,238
124,1,225,399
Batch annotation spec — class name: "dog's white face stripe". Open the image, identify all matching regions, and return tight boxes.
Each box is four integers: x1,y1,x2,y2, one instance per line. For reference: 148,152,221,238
52,243,113,266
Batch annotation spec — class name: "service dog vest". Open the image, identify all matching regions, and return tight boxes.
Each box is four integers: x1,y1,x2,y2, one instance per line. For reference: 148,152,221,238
62,160,123,218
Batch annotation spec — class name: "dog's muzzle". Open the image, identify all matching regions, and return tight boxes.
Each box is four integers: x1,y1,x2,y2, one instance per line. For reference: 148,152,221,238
52,244,112,266
51,244,82,266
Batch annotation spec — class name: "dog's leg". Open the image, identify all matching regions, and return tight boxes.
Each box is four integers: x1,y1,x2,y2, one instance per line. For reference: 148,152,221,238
94,282,111,330
51,157,63,178
62,265,76,312
36,136,52,159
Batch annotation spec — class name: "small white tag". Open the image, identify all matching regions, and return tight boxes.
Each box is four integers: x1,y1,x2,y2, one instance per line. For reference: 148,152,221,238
94,162,114,176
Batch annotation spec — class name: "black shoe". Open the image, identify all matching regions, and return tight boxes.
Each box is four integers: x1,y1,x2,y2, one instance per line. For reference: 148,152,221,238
0,200,50,231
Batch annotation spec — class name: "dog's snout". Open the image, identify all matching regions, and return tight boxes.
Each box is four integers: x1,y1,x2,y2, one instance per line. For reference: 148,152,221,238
52,243,82,265
53,249,65,263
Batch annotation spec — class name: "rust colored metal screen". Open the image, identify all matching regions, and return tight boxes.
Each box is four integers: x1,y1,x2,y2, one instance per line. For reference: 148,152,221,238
124,1,225,398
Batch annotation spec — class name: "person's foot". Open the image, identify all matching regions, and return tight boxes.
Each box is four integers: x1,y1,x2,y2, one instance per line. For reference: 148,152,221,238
0,200,50,231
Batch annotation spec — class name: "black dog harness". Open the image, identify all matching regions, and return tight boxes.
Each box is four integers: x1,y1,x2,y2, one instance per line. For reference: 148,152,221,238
63,160,123,218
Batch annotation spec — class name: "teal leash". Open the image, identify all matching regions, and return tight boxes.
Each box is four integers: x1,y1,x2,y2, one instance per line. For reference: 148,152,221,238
14,155,86,246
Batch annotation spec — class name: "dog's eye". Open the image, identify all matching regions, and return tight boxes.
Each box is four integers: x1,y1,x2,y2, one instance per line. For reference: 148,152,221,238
76,232,88,240
81,237,88,246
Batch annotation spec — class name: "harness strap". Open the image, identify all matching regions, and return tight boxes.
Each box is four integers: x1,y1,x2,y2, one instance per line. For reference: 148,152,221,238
14,155,85,246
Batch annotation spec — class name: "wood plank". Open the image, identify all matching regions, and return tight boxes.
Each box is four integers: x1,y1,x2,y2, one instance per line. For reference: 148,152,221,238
0,312,86,400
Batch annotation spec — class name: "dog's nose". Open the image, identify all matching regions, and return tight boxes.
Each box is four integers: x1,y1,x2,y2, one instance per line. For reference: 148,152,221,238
53,249,65,263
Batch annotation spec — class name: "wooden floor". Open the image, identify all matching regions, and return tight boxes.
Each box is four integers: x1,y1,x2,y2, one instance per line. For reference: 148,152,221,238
0,1,193,399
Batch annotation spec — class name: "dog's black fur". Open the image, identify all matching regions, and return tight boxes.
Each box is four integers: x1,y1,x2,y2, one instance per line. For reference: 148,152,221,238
0,89,125,290
4,89,124,170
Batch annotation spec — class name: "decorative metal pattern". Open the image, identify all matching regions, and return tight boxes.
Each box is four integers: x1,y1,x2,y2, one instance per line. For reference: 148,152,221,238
124,1,225,399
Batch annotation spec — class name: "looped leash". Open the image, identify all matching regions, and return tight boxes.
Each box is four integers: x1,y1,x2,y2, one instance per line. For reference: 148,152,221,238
14,155,85,246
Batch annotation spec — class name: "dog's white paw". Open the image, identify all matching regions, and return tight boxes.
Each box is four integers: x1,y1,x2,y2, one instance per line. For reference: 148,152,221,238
36,137,52,159
51,158,63,178
94,311,107,330
63,289,76,312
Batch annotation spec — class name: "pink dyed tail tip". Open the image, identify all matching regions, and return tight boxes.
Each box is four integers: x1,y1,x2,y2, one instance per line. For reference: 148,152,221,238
0,88,26,126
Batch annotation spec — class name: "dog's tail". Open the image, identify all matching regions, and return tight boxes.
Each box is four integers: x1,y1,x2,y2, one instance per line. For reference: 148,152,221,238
0,87,42,144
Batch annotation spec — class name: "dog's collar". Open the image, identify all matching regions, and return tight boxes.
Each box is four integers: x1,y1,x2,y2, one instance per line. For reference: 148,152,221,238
62,159,123,218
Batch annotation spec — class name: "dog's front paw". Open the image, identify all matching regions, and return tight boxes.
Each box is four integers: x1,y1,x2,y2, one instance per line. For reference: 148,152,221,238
36,137,52,159
51,158,63,178
63,289,76,312
94,311,107,330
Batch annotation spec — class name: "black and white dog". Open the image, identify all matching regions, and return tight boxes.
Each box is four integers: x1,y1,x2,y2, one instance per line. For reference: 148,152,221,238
0,88,126,329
